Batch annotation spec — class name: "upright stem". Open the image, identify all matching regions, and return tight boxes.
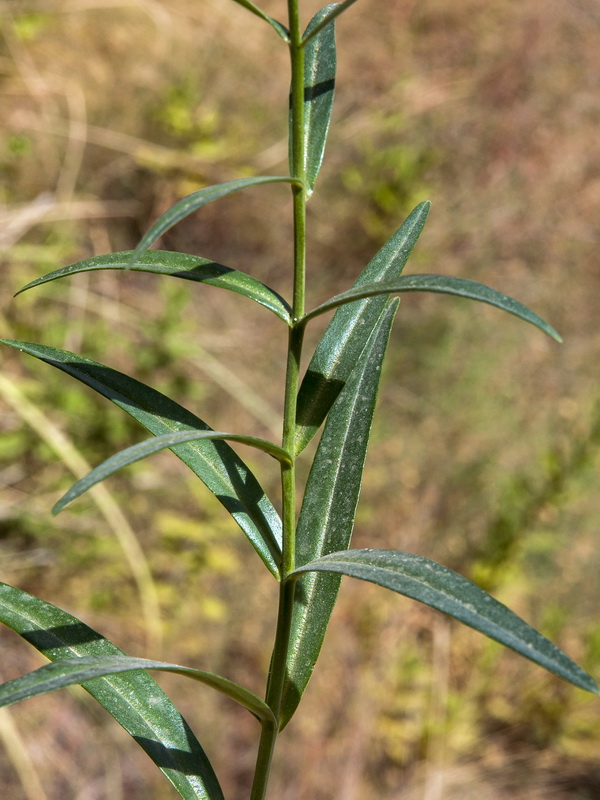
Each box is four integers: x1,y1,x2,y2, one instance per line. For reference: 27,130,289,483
250,2,306,798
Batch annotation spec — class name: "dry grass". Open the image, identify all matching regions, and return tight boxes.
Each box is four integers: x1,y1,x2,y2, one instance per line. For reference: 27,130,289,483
1,0,600,797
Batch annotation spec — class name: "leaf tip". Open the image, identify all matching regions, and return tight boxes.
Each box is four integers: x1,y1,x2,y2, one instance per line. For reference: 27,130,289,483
550,328,563,344
13,275,43,297
51,496,69,516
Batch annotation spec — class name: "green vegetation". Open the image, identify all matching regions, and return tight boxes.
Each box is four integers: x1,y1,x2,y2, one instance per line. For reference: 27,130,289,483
1,1,599,798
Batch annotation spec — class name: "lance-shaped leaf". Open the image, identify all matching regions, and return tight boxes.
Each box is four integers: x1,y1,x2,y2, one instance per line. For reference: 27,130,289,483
301,0,360,46
295,202,429,454
288,549,600,696
292,5,336,194
54,430,292,514
0,582,224,800
300,273,562,342
280,300,398,729
0,340,282,578
0,654,276,724
16,251,292,325
131,176,298,264
229,0,289,41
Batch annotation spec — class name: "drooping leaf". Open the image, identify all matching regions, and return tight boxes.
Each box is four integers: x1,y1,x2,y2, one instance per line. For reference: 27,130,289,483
0,583,225,800
130,177,298,264
292,5,336,194
229,0,289,41
0,654,275,724
0,340,282,578
301,0,360,46
280,300,399,728
16,251,292,325
54,430,292,514
295,202,429,454
288,549,599,695
300,273,562,342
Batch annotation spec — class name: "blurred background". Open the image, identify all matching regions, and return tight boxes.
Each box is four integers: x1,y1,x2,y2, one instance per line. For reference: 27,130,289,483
1,0,599,797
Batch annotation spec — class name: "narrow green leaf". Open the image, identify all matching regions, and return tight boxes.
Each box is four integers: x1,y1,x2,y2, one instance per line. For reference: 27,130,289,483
229,0,289,41
301,0,359,46
0,583,224,799
131,177,298,264
280,300,399,728
54,431,292,514
0,654,276,724
0,339,282,578
16,251,292,325
289,549,599,696
294,5,337,194
301,274,562,342
295,202,429,454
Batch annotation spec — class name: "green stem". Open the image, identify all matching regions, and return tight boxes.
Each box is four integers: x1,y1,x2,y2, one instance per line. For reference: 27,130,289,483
282,0,306,569
250,576,295,799
250,1,306,797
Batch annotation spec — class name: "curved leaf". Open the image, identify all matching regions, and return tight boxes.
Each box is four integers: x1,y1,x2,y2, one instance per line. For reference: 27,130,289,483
280,300,398,729
301,0,359,46
16,251,292,325
0,582,224,799
131,177,298,263
294,5,336,194
288,549,599,696
300,274,562,342
0,339,282,578
295,202,429,454
229,0,289,41
0,654,275,724
54,430,292,514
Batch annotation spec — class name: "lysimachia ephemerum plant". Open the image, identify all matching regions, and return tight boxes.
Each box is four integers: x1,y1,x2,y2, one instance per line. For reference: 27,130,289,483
0,1,597,798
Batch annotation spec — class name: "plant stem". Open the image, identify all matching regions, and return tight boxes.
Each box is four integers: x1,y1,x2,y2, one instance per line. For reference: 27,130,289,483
250,1,306,797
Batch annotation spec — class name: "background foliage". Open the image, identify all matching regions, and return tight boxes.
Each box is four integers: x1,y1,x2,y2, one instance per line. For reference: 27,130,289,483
1,0,599,797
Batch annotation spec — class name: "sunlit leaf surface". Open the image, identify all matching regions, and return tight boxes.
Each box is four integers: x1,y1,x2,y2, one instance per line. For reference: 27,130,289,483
131,177,297,263
294,5,336,194
290,549,599,695
0,339,282,578
280,301,399,728
302,274,562,342
16,250,292,325
295,202,429,454
0,583,225,799
54,430,291,514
